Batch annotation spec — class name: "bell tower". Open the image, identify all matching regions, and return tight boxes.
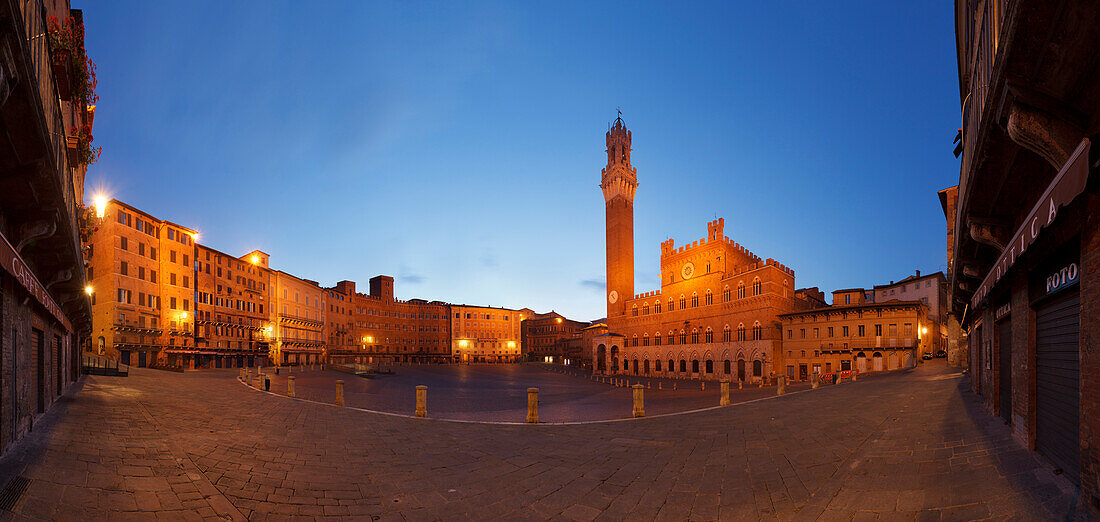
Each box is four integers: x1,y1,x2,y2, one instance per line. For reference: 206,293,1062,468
601,114,637,320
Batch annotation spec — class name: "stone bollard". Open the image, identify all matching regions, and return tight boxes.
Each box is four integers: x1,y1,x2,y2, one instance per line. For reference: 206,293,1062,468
335,380,345,406
720,380,730,406
632,384,645,418
415,385,427,417
738,379,743,390
852,371,858,382
811,373,819,389
673,382,677,391
526,388,539,424
701,381,706,392
288,376,296,398
777,375,786,396
288,365,292,374
658,382,662,390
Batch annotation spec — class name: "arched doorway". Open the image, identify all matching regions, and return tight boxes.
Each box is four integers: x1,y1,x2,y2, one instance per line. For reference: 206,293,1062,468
668,358,674,373
610,345,619,373
691,359,700,374
752,359,762,378
96,336,105,355
856,352,867,372
903,351,913,368
888,352,898,370
873,352,884,371
596,344,606,372
632,359,639,375
643,359,650,374
738,359,746,381
724,359,731,375
705,360,713,374
679,359,687,373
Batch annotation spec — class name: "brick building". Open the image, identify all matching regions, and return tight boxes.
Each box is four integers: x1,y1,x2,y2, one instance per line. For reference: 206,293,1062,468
867,271,952,358
86,200,198,367
778,290,929,382
191,247,272,369
450,304,522,362
271,271,325,365
949,0,1100,512
593,117,814,382
0,0,94,453
520,311,591,363
327,276,450,364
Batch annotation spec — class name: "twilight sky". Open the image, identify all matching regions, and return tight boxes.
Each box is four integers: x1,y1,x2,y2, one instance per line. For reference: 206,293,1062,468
82,1,960,321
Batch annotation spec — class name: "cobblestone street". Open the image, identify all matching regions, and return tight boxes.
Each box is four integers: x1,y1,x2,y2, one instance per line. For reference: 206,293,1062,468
0,361,1079,520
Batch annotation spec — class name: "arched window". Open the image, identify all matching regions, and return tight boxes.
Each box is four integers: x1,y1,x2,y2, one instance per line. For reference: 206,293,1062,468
643,333,650,346
642,303,649,315
679,329,687,345
752,277,762,296
669,358,675,372
705,289,713,305
752,321,763,340
691,292,698,307
737,281,746,299
654,332,662,346
632,334,638,347
691,328,699,344
737,323,746,342
655,300,662,313
705,327,714,343
723,324,731,342
723,285,731,302
632,304,638,317
668,330,676,345
679,294,686,309
668,297,674,311
655,359,662,371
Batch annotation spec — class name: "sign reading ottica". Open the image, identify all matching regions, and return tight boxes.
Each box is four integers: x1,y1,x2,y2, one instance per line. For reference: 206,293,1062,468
971,139,1091,308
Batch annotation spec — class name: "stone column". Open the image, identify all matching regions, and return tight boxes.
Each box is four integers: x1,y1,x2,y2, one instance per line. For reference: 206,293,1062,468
720,380,730,405
415,385,427,417
526,388,538,424
632,384,645,418
335,380,345,406
288,376,295,398
777,375,786,396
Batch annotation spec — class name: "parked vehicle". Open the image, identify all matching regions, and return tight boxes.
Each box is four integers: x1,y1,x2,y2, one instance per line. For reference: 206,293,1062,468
922,352,934,360
935,350,946,358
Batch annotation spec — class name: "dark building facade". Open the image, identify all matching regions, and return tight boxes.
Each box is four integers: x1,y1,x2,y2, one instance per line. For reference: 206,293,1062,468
949,0,1100,513
0,0,94,453
520,311,590,364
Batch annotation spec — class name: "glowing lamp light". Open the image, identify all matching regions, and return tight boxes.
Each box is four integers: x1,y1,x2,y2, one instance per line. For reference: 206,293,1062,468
921,327,928,334
84,285,94,296
507,341,516,348
93,194,107,218
459,340,468,348
555,318,562,323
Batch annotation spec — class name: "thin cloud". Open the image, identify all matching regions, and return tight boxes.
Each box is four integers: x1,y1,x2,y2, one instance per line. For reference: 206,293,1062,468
579,278,605,291
402,274,425,284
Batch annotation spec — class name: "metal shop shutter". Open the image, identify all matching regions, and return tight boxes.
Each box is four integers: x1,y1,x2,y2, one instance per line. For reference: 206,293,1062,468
1035,290,1080,483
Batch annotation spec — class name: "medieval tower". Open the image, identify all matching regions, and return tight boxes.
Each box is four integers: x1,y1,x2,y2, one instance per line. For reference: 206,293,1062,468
602,115,637,320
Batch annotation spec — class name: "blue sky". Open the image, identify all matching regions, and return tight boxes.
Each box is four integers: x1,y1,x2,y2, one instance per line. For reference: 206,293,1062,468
82,1,960,320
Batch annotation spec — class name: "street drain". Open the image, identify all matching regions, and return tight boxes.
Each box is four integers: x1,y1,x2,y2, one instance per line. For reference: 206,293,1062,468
0,476,29,511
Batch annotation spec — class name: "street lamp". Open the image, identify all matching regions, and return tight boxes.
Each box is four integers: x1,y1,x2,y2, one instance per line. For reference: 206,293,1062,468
84,285,93,296
93,194,107,219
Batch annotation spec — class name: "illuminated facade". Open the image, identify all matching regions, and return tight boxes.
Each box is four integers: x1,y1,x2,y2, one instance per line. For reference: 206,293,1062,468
778,289,928,382
594,117,814,382
191,247,272,369
520,311,591,363
326,276,451,364
451,305,522,362
272,271,325,365
86,200,198,367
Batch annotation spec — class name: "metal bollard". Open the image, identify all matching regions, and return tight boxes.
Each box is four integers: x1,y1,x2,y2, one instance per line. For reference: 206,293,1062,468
720,380,730,406
335,380,345,406
811,373,819,389
632,384,645,417
526,388,538,423
777,375,786,396
288,376,296,398
415,385,427,417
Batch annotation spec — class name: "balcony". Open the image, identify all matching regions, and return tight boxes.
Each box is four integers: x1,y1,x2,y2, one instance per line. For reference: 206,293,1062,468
0,0,90,332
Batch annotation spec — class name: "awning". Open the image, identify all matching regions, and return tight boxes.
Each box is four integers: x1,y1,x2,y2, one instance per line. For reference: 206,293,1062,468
972,138,1092,307
0,230,72,331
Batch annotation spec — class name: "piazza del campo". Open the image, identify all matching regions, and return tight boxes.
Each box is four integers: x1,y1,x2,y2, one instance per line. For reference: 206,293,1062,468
0,1,1098,520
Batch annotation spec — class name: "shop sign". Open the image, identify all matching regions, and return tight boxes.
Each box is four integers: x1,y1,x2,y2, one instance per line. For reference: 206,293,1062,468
1045,262,1079,296
972,139,1091,307
995,303,1011,321
0,230,72,331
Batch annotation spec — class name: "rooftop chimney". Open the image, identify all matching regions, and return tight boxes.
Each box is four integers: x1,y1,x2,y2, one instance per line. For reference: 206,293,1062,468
916,270,920,277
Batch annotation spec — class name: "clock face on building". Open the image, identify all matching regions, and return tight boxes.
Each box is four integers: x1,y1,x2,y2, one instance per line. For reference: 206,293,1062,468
681,262,695,280
608,290,619,304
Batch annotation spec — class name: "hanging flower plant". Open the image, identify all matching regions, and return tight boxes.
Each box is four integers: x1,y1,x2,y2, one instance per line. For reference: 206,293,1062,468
70,124,101,167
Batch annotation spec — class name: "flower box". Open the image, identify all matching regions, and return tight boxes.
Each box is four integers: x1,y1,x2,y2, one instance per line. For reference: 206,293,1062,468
51,48,72,101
